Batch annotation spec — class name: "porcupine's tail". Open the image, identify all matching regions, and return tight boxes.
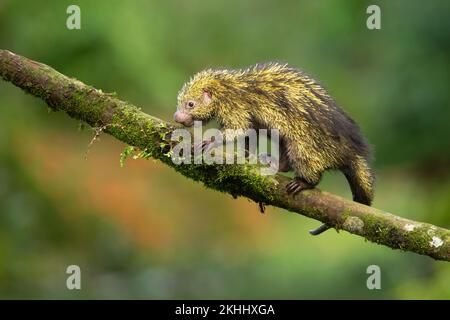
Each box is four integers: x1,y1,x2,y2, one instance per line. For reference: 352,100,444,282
309,155,374,236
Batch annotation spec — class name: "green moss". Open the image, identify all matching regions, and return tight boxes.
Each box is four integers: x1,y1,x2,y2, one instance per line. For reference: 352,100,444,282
359,214,436,255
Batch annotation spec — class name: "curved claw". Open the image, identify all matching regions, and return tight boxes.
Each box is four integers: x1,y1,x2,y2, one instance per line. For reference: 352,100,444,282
309,223,330,236
195,140,214,154
286,179,308,195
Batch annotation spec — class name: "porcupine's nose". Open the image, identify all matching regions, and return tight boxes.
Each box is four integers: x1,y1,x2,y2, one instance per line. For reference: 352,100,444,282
173,110,194,126
173,111,182,123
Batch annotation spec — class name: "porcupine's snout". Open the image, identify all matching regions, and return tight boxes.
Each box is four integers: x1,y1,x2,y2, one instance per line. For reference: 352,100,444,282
173,110,194,127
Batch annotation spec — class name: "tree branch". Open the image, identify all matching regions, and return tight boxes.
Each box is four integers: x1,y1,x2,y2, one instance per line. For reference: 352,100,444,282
1,49,449,261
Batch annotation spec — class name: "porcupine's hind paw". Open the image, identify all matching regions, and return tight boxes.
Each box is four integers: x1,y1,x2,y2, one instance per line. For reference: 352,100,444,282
285,178,331,235
285,178,314,195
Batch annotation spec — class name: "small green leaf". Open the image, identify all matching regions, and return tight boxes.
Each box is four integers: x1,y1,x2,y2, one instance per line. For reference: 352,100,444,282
120,146,135,167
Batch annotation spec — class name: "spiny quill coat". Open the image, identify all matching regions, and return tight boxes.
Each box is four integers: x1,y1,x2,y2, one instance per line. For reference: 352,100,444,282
174,63,375,209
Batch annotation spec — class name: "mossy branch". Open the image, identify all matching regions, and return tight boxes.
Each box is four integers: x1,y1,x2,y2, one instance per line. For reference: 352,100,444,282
1,49,449,262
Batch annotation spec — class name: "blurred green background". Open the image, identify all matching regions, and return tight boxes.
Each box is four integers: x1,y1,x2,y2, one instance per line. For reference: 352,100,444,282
0,0,449,299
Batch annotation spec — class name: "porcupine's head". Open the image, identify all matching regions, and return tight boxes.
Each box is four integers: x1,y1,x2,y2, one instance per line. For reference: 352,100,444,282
174,69,220,127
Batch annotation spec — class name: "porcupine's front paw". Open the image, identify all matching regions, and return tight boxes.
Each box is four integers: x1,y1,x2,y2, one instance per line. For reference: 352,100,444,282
260,153,291,172
259,153,282,170
285,178,314,195
259,153,274,165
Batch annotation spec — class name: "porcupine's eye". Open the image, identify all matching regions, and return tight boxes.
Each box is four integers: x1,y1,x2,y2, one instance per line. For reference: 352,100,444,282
187,101,195,109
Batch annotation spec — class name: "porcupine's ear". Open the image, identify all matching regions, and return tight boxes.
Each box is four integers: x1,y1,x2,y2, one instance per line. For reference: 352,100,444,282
202,89,213,105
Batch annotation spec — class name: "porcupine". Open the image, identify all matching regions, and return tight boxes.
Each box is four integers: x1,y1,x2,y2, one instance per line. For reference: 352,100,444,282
173,63,374,234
